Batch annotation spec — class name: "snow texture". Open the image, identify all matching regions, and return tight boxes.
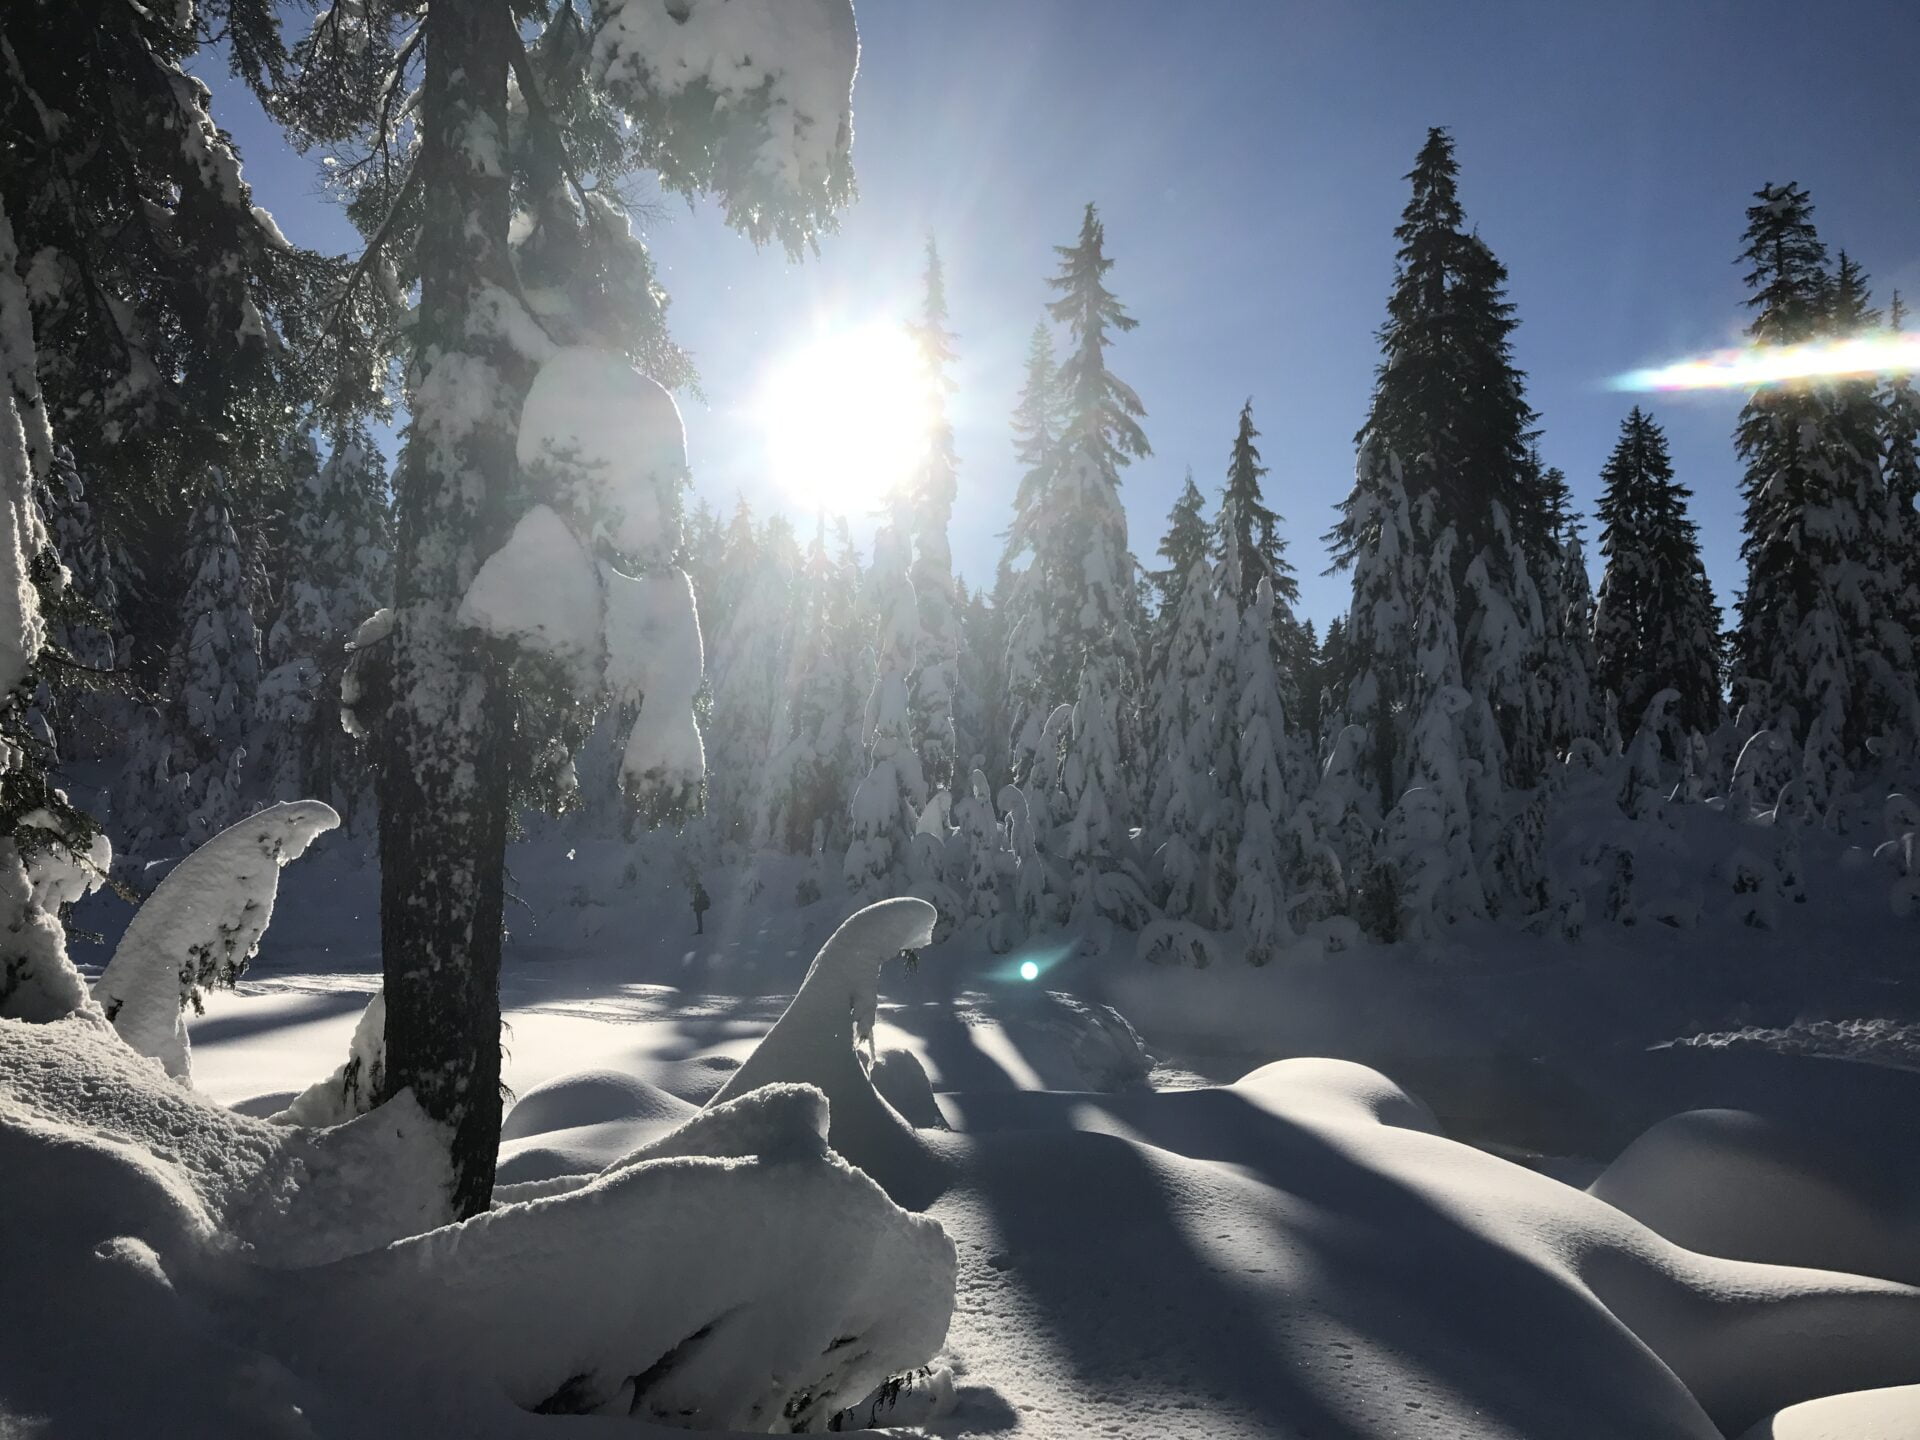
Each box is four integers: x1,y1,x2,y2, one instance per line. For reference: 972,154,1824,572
457,503,605,688
592,0,858,196
273,991,387,1127
516,347,685,562
92,801,340,1081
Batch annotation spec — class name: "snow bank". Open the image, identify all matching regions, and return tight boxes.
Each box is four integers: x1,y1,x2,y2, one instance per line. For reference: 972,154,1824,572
496,1065,697,1184
1738,1384,1920,1439
92,801,340,1081
1590,1107,1920,1285
710,897,945,1205
281,1084,956,1431
3,1018,955,1436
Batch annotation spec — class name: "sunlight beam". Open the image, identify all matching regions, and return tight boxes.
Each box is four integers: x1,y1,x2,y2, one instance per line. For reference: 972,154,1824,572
756,322,934,511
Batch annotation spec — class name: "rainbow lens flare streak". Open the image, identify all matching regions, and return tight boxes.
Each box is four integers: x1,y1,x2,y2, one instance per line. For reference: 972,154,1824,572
1612,333,1920,392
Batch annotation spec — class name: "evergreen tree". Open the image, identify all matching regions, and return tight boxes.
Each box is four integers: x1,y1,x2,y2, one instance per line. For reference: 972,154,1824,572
1731,185,1917,805
1150,470,1209,611
1002,321,1062,778
1535,460,1601,755
709,514,802,845
907,239,962,796
1231,577,1294,963
121,476,260,857
998,204,1144,844
34,445,133,760
1146,556,1219,922
255,428,392,820
1882,293,1920,666
846,520,925,898
1592,408,1724,742
1331,129,1551,808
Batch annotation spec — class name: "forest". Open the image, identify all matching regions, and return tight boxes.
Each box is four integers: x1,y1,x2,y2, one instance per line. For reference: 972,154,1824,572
1,2,1917,1438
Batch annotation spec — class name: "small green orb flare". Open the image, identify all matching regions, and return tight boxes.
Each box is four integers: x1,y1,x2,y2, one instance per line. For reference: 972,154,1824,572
1019,960,1040,982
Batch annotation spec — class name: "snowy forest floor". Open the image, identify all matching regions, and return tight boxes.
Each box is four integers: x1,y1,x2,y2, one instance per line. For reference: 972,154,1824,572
46,823,1920,1440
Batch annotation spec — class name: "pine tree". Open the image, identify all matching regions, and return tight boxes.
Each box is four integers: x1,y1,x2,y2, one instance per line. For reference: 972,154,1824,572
1731,185,1917,806
122,476,260,857
1331,129,1551,810
1146,555,1219,922
846,519,926,899
1882,293,1920,674
255,428,392,820
1002,321,1063,778
1592,408,1724,742
1536,460,1602,755
35,444,132,760
710,514,802,845
907,239,962,796
1231,577,1294,963
1042,204,1149,825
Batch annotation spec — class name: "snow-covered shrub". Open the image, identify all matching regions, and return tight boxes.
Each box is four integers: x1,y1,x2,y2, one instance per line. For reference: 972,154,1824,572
709,898,945,1205
91,800,339,1081
273,991,386,1126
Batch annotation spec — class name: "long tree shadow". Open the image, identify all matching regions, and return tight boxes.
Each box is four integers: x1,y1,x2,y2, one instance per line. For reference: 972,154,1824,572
944,1084,1736,1439
187,988,371,1048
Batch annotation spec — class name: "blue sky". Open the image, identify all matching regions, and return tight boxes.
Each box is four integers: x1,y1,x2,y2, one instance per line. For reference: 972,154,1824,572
211,0,1920,628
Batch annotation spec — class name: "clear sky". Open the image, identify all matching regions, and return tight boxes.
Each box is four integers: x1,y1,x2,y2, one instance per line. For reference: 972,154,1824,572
209,0,1920,628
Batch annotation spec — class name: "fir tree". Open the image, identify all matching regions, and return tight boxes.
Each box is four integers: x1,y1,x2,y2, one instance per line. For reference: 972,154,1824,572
1000,320,1061,779
1331,129,1551,806
1146,556,1218,921
907,238,962,796
1592,408,1724,742
1882,293,1920,667
1731,185,1918,804
845,520,925,898
122,476,260,856
1231,577,1294,964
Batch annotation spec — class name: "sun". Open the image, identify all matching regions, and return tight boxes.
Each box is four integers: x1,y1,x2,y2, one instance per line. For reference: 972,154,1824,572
756,322,934,512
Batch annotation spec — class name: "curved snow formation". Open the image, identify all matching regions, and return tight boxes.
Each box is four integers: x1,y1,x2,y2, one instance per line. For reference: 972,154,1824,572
92,800,340,1082
1590,1107,1920,1285
272,991,387,1127
709,897,944,1205
1,1018,956,1436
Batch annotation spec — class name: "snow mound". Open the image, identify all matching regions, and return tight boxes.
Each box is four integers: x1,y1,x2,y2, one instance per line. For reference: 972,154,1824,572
92,801,340,1082
501,1065,696,1142
456,503,604,687
1738,1384,1920,1439
0,837,92,1022
285,1084,955,1431
3,1022,955,1436
1233,1055,1445,1135
710,898,945,1205
496,1067,698,1183
0,1014,452,1268
1590,1108,1920,1285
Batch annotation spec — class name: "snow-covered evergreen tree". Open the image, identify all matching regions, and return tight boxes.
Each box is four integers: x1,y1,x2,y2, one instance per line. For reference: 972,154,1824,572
707,512,801,845
906,240,962,796
121,476,260,856
1002,206,1149,846
1731,186,1918,809
1001,322,1062,780
1592,408,1723,743
1536,461,1602,756
1146,556,1218,922
1230,578,1294,964
845,520,925,899
254,429,391,821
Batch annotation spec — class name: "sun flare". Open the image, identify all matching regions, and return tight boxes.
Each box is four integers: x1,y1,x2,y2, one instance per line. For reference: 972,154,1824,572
1612,332,1920,392
756,322,935,512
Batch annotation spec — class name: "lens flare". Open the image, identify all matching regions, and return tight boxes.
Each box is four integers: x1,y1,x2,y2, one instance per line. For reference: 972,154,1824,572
1612,333,1920,392
1019,960,1040,982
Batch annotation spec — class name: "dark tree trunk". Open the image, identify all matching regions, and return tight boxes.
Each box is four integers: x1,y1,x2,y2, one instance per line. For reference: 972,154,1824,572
376,0,521,1220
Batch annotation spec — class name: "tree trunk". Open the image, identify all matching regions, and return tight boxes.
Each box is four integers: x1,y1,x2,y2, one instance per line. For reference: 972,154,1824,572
376,0,521,1219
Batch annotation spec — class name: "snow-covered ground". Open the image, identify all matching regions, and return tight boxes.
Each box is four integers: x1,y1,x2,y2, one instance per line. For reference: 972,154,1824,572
9,820,1915,1438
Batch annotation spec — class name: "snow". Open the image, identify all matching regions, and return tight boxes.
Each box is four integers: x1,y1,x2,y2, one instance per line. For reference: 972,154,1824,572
1740,1385,1920,1439
592,0,859,196
516,346,684,561
92,801,340,1082
1590,1107,1920,1284
457,504,604,688
709,897,944,1204
1,1015,954,1435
